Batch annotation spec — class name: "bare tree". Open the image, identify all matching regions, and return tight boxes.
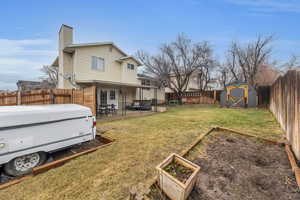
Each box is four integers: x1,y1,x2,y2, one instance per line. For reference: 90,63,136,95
40,65,58,87
219,35,274,89
217,64,231,89
217,43,243,89
281,54,300,71
137,34,215,104
195,46,216,92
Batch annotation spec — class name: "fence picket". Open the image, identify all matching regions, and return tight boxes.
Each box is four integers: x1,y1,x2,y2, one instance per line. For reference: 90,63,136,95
0,87,96,115
270,70,300,159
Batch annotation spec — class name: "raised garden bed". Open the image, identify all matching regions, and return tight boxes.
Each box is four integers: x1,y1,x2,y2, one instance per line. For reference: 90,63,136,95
156,153,200,200
149,131,300,199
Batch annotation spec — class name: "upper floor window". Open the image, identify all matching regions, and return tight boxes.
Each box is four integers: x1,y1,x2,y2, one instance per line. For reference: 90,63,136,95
127,63,135,70
142,79,151,90
91,56,105,71
141,79,151,86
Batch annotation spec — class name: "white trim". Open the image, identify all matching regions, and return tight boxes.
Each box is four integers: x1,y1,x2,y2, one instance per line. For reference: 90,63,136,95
64,42,127,56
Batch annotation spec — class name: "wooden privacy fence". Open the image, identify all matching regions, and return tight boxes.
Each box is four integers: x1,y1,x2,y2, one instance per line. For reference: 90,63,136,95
0,86,96,115
269,70,300,159
166,90,221,104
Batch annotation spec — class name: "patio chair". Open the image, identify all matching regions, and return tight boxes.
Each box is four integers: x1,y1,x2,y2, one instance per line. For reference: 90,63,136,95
139,100,152,111
97,104,109,116
109,104,117,115
126,101,140,110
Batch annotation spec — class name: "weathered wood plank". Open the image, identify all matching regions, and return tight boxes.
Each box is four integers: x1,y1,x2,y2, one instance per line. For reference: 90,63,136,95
270,70,300,159
0,87,96,116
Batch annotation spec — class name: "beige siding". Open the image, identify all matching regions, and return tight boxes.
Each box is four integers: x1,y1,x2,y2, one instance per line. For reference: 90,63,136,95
189,74,199,90
125,87,136,105
57,25,141,90
58,25,73,89
73,45,140,86
121,58,140,85
136,88,165,103
119,87,136,106
62,52,74,89
74,45,123,82
165,75,198,93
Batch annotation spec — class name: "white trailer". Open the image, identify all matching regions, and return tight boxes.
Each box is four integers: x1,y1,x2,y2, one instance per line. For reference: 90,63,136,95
0,104,96,176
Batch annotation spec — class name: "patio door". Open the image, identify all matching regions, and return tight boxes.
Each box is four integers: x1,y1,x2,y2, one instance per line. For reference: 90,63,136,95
108,89,119,109
100,90,107,105
97,88,119,109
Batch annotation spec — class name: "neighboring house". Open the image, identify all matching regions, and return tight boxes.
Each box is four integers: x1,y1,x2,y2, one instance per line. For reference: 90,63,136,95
254,65,283,105
16,80,55,91
136,74,165,104
50,24,152,109
206,79,223,91
255,65,283,87
165,72,223,93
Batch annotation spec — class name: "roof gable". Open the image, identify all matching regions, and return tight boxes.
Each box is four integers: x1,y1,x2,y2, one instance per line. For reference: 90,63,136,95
64,42,127,56
116,56,142,66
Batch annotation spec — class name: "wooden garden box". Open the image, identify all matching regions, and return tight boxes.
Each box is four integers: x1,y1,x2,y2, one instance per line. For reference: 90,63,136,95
156,153,200,200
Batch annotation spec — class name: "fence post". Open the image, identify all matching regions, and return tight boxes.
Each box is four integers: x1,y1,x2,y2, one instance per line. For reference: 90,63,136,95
71,89,74,104
295,71,300,159
17,91,21,105
213,90,217,104
50,90,55,104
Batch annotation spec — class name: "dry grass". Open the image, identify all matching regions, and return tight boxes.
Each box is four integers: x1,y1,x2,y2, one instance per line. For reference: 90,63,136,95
0,105,284,200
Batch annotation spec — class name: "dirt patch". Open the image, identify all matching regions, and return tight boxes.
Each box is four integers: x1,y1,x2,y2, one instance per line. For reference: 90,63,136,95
51,136,105,160
148,132,300,200
189,132,300,200
163,160,193,183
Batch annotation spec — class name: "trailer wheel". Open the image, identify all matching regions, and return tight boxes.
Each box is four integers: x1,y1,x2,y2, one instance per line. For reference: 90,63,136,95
4,152,47,176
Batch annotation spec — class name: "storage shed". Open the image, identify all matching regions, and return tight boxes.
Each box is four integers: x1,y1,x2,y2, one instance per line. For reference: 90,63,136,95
220,82,257,108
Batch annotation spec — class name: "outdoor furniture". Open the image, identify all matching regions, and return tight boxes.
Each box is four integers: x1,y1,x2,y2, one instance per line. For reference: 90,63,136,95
168,100,179,106
97,104,117,116
108,104,117,115
126,100,152,111
97,106,105,116
140,100,152,110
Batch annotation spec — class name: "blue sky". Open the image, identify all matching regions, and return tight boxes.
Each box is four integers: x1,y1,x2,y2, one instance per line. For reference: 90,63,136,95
0,0,299,90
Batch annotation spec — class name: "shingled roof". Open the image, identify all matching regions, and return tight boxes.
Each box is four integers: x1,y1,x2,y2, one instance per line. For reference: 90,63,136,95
255,65,283,86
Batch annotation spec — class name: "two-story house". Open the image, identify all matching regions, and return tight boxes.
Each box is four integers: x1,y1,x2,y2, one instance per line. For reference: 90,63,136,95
50,24,149,109
165,71,223,94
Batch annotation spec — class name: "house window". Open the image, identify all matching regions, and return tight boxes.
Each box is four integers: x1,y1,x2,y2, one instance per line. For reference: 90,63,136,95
127,63,135,70
110,90,116,100
91,56,105,71
141,79,151,90
141,79,151,86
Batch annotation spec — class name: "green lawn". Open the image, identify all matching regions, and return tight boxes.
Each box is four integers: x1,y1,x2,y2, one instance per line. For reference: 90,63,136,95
1,105,284,200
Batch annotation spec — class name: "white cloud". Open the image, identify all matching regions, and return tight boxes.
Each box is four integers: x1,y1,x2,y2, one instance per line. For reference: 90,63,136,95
0,38,56,90
225,0,300,13
0,39,56,56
